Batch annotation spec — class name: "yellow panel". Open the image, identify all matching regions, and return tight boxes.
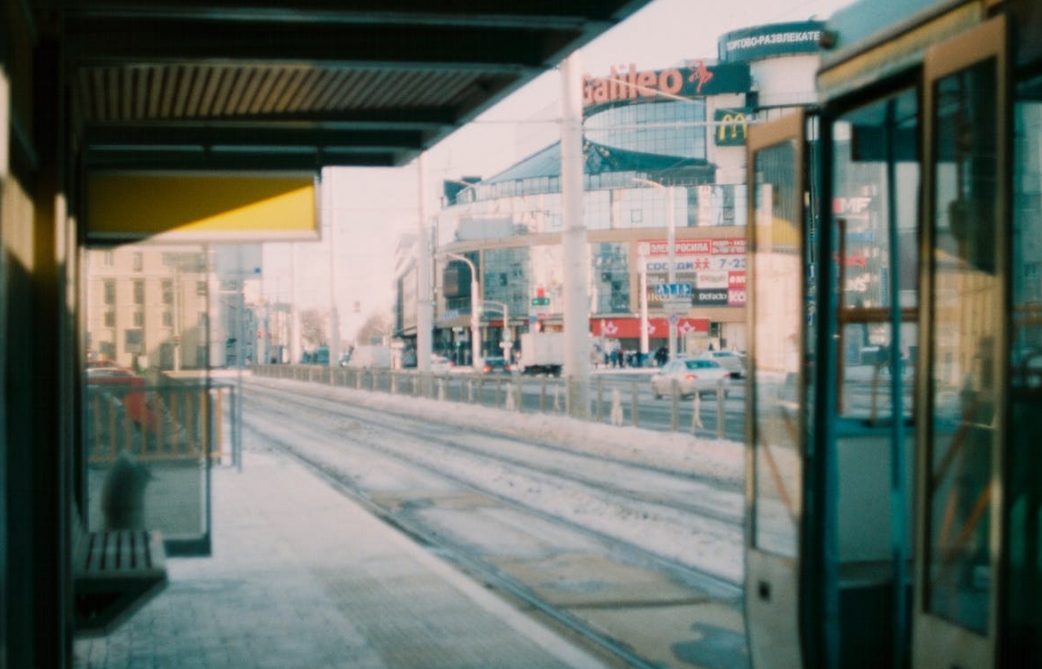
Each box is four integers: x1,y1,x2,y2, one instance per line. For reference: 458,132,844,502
87,173,319,242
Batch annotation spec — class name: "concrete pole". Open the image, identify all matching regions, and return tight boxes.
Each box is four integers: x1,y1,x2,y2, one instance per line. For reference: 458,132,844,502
667,185,677,360
469,274,481,369
638,243,649,360
327,177,340,368
289,242,301,365
501,301,510,364
416,155,433,378
560,51,589,418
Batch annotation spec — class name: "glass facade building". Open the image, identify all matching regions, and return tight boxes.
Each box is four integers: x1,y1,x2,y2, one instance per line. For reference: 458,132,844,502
395,21,825,365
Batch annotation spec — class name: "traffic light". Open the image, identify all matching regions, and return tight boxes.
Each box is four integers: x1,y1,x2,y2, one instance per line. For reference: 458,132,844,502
531,286,550,307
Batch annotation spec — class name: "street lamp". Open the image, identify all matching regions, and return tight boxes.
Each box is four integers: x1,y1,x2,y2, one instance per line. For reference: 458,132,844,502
633,177,677,361
440,251,481,370
637,242,649,360
481,299,510,360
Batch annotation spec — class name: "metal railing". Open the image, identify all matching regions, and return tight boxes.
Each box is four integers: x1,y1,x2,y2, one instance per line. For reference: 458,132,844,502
85,382,240,466
252,364,741,441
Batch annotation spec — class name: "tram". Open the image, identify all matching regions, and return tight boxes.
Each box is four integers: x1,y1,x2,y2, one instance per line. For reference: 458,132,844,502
744,0,1042,667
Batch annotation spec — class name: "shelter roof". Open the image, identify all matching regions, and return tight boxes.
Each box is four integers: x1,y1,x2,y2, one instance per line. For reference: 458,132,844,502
38,0,653,170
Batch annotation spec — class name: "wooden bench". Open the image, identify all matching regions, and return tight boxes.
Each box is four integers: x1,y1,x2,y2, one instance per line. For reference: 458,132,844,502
73,522,168,636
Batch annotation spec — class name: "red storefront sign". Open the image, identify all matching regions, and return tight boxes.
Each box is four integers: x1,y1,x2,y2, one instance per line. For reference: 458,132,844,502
590,317,710,339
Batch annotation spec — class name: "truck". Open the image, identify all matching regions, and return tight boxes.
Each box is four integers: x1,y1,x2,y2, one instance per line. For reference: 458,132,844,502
344,344,392,369
518,332,565,376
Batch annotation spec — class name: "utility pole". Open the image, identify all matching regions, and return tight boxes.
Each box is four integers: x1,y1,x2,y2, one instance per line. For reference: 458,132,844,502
416,154,433,384
327,179,340,369
638,242,649,360
561,51,589,418
634,178,678,361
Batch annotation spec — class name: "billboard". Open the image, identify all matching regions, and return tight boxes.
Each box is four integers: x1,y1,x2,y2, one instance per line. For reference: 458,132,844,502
582,61,751,112
718,21,825,62
87,173,318,242
641,237,747,308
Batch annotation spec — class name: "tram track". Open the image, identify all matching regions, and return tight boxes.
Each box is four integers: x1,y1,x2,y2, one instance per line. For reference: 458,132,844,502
245,379,745,560
240,378,746,669
242,418,673,669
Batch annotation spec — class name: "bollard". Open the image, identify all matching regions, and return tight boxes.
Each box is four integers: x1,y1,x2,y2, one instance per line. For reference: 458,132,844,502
716,380,726,439
670,380,679,432
631,379,640,428
438,378,446,401
609,388,623,426
505,382,515,411
595,377,603,422
691,392,704,431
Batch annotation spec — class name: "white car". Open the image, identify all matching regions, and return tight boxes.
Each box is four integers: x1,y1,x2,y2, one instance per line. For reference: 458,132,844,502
699,350,746,377
651,358,732,399
430,355,455,373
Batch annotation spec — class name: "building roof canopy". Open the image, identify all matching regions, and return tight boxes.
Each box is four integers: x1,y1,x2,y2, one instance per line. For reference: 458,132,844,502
41,0,653,172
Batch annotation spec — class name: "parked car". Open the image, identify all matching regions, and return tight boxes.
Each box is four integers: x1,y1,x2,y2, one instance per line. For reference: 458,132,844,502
698,350,746,378
651,357,732,399
481,356,511,374
430,354,455,373
85,363,158,432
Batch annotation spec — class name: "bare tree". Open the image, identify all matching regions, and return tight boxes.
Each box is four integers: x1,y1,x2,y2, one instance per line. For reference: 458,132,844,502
300,308,327,349
354,312,392,346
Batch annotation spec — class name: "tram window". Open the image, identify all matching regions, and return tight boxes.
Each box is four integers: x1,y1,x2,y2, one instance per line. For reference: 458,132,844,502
1004,76,1042,665
750,136,803,557
832,90,919,423
926,59,999,635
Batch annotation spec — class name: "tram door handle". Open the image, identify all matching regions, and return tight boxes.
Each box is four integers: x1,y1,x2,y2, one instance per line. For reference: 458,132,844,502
758,580,771,601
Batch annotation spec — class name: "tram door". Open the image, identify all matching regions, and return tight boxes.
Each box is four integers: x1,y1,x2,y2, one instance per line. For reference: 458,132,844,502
913,16,1009,669
822,84,921,669
745,111,808,669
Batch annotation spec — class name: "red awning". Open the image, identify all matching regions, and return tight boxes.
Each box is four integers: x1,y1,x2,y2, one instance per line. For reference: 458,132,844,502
590,317,709,339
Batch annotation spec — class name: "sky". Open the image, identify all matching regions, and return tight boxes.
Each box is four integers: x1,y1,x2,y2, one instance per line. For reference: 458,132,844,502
267,0,856,345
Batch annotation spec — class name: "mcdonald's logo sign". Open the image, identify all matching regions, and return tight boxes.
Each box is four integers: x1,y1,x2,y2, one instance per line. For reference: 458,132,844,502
713,108,753,146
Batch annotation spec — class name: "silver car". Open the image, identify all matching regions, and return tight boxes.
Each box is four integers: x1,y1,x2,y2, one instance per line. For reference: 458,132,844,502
699,350,746,377
651,358,732,399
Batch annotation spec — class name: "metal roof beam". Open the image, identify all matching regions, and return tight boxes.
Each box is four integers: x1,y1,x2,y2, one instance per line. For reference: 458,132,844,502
59,0,627,30
83,146,400,170
82,124,429,151
66,18,575,72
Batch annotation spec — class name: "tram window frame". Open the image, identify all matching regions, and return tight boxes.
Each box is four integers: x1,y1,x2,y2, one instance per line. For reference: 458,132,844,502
747,116,806,559
921,29,1007,639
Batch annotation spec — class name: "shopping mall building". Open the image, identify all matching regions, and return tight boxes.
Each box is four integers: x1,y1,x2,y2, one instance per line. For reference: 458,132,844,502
394,21,825,365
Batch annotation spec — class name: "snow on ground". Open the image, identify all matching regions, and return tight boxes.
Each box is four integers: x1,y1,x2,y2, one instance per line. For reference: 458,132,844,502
247,373,750,583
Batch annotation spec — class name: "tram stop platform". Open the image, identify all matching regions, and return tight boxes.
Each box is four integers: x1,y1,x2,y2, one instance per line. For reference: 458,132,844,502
73,446,612,669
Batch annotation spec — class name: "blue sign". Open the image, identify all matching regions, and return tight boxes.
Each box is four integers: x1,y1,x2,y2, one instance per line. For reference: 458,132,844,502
718,21,825,63
654,283,692,297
